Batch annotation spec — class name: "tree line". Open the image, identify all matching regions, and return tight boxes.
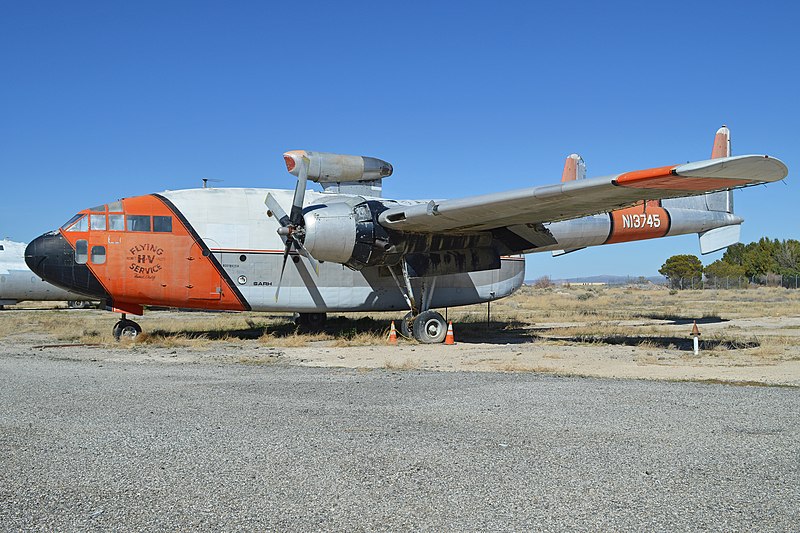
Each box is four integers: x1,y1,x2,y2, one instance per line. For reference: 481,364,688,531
659,238,800,288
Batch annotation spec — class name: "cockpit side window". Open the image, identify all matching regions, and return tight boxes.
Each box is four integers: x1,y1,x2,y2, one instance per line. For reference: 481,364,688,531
75,240,88,264
153,216,173,233
127,215,151,232
64,215,88,232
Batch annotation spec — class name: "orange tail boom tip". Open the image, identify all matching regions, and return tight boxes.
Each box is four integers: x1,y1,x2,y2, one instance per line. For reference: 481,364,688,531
388,320,398,345
444,321,455,345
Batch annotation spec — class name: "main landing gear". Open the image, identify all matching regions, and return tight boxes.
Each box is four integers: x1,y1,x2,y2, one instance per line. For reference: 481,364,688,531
113,313,142,341
390,264,447,344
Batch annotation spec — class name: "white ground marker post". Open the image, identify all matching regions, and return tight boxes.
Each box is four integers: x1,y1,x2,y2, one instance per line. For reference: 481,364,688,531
691,321,701,356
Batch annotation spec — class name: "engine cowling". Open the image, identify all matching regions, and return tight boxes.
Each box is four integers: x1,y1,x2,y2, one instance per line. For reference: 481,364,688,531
284,151,392,184
302,199,396,270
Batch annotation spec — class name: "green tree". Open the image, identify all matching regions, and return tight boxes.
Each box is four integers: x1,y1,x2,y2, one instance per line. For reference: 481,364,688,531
659,254,703,289
704,259,746,279
774,239,800,276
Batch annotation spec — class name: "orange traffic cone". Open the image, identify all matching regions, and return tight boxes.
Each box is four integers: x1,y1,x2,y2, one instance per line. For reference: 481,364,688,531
388,321,398,345
444,321,455,345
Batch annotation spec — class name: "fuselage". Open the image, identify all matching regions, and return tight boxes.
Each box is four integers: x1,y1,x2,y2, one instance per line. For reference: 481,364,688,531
24,189,526,314
25,187,741,315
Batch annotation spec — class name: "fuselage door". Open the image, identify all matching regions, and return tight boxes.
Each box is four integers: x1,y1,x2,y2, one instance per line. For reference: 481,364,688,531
188,238,222,300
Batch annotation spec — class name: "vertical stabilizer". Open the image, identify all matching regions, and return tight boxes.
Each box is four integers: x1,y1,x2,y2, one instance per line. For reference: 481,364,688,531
561,153,586,182
706,125,734,212
711,125,731,158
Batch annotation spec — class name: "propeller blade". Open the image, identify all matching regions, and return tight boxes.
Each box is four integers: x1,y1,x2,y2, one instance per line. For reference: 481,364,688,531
293,239,320,275
274,240,292,302
265,193,291,227
289,156,308,227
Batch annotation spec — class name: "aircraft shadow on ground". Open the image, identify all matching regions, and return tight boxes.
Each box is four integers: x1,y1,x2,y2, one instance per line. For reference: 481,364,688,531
143,317,755,350
550,334,759,351
147,317,394,341
637,313,729,326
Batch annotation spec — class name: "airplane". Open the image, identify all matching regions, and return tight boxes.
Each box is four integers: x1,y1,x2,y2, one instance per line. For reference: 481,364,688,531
0,238,96,309
24,126,787,342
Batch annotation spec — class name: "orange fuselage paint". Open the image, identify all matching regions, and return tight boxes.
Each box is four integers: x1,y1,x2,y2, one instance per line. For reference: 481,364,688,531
605,201,670,244
58,194,247,312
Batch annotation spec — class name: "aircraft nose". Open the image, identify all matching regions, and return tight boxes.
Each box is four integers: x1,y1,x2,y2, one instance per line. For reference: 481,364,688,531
25,232,108,299
25,231,66,278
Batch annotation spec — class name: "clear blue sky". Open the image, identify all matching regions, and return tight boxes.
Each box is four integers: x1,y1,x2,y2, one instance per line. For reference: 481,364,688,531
1,1,797,279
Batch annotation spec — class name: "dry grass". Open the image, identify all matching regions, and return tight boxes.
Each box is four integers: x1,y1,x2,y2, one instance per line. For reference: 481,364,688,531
384,357,419,370
1,286,798,353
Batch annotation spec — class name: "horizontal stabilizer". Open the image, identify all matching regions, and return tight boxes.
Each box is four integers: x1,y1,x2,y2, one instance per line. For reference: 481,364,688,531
699,224,741,255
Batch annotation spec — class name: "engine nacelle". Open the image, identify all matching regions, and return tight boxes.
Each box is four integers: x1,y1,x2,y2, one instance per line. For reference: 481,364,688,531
301,198,501,276
283,150,393,183
302,199,396,269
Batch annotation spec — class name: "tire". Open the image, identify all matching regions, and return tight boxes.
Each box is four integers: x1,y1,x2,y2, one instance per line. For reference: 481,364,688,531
113,319,142,341
400,311,414,338
68,300,90,309
412,310,447,344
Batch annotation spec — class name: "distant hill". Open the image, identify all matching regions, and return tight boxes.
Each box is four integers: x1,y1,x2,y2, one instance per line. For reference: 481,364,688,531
525,275,667,286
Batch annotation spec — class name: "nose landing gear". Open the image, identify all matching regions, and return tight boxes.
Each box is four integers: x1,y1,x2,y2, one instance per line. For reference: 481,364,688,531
113,313,142,341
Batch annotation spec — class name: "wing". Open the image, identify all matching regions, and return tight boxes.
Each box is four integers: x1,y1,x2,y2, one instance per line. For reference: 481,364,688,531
378,155,787,233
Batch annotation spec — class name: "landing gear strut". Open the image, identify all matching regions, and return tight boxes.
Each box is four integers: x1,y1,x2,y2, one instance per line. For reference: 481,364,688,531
389,263,445,343
113,313,142,341
294,312,327,332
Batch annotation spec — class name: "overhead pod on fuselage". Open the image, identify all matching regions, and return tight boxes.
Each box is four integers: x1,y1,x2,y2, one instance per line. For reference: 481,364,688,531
282,150,393,197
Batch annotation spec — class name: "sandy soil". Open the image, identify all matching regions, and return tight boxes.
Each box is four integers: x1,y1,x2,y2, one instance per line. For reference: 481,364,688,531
4,313,798,387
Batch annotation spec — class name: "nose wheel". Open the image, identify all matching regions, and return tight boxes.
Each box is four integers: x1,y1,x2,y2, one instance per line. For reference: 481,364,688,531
113,315,142,341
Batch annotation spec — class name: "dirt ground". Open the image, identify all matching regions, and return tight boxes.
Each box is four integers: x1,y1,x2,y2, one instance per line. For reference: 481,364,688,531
2,286,799,386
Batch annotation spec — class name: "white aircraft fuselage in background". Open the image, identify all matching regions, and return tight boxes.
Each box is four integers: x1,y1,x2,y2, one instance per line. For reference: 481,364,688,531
0,239,93,307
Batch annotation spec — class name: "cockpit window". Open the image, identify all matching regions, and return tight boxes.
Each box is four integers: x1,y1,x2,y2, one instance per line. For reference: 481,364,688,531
61,214,83,230
90,214,106,231
108,214,124,231
127,215,151,232
64,215,88,232
153,216,173,233
108,200,123,212
89,204,107,212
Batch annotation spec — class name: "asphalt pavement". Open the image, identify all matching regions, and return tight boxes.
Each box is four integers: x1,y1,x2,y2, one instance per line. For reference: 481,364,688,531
1,354,798,531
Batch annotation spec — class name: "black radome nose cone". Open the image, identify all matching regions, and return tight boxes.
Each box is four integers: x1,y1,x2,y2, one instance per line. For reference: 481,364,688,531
25,231,109,299
25,231,61,277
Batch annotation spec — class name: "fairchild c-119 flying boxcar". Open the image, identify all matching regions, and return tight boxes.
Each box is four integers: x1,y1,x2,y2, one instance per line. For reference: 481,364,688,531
25,126,787,342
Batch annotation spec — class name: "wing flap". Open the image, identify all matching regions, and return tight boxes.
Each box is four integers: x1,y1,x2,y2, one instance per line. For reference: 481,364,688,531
378,155,786,233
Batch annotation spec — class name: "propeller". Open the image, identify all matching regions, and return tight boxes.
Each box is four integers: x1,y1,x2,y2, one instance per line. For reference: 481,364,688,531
266,154,319,301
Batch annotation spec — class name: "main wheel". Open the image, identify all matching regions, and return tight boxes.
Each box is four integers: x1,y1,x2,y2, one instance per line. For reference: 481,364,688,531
68,300,91,309
400,311,414,338
113,319,142,341
294,312,327,332
412,310,447,344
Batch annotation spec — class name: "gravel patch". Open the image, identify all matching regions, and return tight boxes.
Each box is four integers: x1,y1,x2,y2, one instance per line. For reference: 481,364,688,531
1,354,798,531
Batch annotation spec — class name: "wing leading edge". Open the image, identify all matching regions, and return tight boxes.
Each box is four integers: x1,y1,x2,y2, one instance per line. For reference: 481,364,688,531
378,155,787,234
